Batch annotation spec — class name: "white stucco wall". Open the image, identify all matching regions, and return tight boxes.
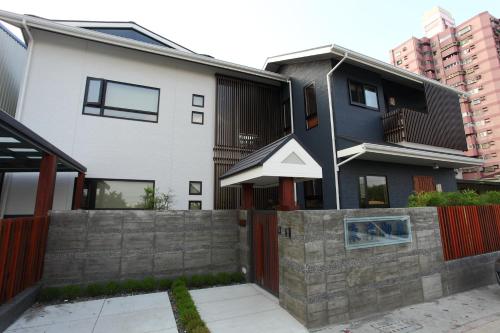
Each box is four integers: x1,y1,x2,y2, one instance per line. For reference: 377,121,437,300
3,29,217,213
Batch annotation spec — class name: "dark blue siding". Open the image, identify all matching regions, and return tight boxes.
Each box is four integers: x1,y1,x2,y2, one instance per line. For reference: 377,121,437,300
339,160,457,208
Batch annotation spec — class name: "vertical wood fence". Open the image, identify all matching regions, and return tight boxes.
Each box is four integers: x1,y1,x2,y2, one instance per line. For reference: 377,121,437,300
0,216,50,304
437,205,500,261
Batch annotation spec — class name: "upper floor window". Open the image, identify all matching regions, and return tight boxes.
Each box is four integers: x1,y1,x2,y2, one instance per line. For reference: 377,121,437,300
349,81,379,110
304,83,318,130
282,99,292,134
83,78,160,123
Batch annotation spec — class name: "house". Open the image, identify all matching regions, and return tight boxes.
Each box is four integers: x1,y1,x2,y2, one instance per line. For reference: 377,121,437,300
0,10,481,216
264,45,482,209
0,10,290,215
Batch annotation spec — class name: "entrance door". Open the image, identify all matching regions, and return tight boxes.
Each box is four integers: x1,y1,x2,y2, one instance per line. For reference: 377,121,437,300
252,210,279,296
413,176,436,192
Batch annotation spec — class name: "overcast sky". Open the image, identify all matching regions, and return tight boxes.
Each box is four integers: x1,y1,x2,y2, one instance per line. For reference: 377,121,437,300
2,0,499,68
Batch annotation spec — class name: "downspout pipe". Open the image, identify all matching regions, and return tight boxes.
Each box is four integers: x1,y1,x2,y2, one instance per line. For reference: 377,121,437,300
326,49,348,210
16,18,34,121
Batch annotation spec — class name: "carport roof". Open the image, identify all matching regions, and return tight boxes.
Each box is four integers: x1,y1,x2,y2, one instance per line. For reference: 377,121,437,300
0,111,86,173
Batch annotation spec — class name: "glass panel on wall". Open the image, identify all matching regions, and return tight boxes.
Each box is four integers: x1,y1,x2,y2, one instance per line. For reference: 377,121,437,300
105,82,159,113
345,216,412,249
349,81,365,104
103,109,158,122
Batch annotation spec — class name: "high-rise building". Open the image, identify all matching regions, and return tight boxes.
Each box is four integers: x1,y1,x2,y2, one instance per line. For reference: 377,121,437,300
390,10,500,180
423,7,456,37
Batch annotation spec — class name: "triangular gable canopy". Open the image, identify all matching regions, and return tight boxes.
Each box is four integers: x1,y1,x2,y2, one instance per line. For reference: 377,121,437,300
220,134,322,188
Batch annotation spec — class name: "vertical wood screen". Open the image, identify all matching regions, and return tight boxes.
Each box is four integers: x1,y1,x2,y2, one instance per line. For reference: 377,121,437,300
437,205,500,261
413,176,436,193
214,75,284,209
0,216,50,304
252,211,279,296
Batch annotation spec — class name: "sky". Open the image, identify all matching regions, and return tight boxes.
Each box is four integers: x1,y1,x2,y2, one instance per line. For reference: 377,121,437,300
1,0,499,68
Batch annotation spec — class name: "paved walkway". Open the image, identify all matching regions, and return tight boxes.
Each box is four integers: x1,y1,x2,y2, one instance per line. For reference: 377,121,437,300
6,292,178,333
316,284,500,333
190,283,308,333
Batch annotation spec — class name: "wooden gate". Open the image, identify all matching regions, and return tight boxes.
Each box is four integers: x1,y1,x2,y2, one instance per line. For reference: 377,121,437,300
252,210,279,296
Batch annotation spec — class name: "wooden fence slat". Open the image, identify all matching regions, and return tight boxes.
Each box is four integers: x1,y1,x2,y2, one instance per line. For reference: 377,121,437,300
437,205,500,261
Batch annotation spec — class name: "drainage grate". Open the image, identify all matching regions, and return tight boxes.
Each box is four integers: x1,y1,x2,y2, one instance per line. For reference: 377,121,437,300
370,319,423,333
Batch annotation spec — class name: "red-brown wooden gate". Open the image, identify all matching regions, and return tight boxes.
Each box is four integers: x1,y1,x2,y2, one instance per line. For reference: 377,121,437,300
252,210,279,296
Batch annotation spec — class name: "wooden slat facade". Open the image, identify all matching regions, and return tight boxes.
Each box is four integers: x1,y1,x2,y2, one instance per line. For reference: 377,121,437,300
214,75,284,209
382,83,467,151
437,205,500,261
0,216,50,304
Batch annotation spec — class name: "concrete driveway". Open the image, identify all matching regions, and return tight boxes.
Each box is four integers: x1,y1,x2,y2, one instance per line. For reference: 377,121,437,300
5,292,178,333
316,284,500,333
190,283,308,333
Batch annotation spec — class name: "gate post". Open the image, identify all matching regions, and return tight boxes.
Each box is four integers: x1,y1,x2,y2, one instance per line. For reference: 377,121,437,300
278,177,297,211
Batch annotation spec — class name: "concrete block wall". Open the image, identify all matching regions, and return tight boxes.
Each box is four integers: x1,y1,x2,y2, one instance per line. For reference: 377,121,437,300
43,210,240,286
278,208,499,329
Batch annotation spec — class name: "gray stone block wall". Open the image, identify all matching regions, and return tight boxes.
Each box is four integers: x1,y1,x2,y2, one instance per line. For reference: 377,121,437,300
278,208,500,329
43,210,240,286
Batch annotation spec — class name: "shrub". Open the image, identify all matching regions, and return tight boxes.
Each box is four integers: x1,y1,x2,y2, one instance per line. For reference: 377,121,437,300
229,272,245,283
408,190,500,207
61,285,82,300
158,278,172,291
104,281,121,296
86,283,105,297
122,279,142,293
38,287,62,302
141,277,158,292
215,272,231,285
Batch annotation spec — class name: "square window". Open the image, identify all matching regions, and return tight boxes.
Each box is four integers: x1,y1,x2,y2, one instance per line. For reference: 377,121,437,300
359,175,389,208
192,94,205,107
349,81,379,110
189,200,202,210
191,111,204,124
189,181,202,195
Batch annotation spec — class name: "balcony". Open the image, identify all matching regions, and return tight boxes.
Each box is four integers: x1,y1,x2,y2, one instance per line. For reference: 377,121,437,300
382,108,422,143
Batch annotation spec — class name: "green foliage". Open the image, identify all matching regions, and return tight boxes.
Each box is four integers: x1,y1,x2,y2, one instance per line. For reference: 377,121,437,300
140,187,175,210
86,283,106,297
171,278,207,333
38,272,244,305
408,190,500,207
61,285,83,299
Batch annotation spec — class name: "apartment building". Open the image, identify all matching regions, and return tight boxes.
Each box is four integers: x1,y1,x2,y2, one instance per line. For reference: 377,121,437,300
390,9,500,180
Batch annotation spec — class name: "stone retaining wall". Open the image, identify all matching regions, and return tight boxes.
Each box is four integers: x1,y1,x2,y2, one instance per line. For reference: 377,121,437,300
43,210,240,286
278,208,499,329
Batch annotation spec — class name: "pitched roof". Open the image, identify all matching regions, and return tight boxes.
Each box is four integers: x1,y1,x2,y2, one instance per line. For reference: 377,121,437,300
221,134,295,179
0,10,287,83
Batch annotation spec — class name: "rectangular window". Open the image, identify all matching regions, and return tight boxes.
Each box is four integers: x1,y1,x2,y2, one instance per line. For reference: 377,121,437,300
282,99,292,134
79,178,154,209
303,179,323,209
189,181,202,195
83,78,159,123
359,175,389,208
189,200,202,210
344,216,412,249
192,94,205,107
191,111,204,124
304,83,318,130
349,81,379,110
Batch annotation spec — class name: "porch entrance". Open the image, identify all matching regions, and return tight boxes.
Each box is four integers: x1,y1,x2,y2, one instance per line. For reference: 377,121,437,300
252,210,279,296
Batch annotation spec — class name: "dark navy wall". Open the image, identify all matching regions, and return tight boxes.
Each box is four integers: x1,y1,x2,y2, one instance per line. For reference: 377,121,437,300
276,59,460,209
278,61,337,209
339,160,457,208
331,62,387,145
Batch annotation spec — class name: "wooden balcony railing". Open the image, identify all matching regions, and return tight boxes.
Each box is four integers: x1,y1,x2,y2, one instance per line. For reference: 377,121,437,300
0,216,50,304
382,108,429,144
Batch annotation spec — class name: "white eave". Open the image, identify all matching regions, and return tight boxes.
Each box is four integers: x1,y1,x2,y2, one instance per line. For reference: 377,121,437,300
0,10,288,83
337,143,483,169
220,138,322,188
264,44,468,96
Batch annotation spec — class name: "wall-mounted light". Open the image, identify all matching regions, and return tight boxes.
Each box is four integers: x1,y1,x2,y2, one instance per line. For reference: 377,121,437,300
433,163,439,170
